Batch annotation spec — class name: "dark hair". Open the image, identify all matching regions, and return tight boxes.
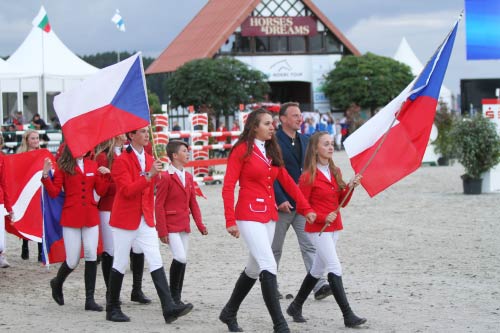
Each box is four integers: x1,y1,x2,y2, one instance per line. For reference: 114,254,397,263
166,140,188,160
57,144,77,175
279,102,300,117
230,109,283,166
126,130,137,141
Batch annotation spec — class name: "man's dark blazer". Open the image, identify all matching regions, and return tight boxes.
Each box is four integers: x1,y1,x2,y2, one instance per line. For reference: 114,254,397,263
274,127,309,210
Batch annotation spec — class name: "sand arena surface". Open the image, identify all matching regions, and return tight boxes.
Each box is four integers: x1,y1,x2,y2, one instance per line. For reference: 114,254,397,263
1,151,498,332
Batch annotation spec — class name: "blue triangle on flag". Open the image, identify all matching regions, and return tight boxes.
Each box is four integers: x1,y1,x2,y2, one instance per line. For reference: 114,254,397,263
110,57,150,122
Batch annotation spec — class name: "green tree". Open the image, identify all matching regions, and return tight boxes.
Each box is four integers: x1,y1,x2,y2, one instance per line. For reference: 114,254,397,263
148,90,161,114
166,57,270,125
323,52,413,116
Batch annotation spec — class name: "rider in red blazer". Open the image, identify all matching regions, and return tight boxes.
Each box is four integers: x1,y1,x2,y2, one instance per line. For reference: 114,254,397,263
287,132,366,328
155,140,207,307
42,145,111,312
95,134,151,305
220,109,316,333
105,126,192,324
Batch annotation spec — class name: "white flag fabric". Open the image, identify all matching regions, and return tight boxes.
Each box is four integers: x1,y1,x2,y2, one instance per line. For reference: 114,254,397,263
111,10,126,32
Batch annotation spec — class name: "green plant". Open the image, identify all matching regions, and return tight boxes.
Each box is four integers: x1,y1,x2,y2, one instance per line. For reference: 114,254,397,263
450,115,500,179
433,102,457,158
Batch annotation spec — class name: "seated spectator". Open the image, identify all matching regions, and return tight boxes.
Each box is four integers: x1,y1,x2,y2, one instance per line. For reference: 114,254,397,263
12,111,26,130
31,113,48,130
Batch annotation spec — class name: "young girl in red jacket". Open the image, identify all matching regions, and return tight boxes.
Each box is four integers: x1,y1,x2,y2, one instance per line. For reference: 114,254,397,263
220,109,316,333
155,140,207,307
95,135,150,304
287,131,366,328
42,145,111,312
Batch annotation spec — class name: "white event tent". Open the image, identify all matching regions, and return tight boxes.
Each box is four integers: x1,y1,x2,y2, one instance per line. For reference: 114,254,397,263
393,37,453,109
0,24,98,124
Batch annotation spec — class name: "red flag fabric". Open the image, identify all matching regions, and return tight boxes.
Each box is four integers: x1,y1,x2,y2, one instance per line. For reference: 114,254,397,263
193,181,207,199
344,19,459,197
4,149,54,241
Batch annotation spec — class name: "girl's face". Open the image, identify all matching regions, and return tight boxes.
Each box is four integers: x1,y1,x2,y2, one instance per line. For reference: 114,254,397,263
317,134,334,161
254,113,275,141
115,134,127,146
27,132,40,151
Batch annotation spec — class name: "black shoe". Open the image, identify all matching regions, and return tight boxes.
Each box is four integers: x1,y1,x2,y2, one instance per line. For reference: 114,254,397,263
84,261,103,312
260,271,290,333
314,284,332,300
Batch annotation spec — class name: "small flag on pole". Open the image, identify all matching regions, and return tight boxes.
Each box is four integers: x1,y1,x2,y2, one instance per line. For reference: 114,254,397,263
111,9,126,32
32,6,51,33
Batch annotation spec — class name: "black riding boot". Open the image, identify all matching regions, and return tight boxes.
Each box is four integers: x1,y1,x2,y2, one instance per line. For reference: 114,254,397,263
219,270,256,332
84,261,103,311
130,252,151,304
150,267,193,323
327,273,367,328
286,273,319,323
21,239,29,260
101,252,112,289
260,270,290,333
169,259,186,305
50,261,73,305
106,269,130,322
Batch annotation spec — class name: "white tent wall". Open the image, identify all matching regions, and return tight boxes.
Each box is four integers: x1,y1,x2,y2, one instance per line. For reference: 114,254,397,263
1,26,97,124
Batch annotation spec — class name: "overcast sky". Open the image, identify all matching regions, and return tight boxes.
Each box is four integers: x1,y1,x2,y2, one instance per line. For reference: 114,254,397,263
0,0,496,95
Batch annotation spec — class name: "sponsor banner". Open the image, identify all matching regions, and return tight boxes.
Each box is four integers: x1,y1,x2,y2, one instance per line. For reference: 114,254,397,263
241,16,317,37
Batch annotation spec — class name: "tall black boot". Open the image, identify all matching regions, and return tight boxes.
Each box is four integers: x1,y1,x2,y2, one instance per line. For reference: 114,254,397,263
286,273,319,323
327,273,367,328
101,252,113,290
219,270,256,332
21,239,29,260
169,259,186,305
106,269,130,322
130,252,151,304
50,261,73,305
37,242,43,262
151,267,193,323
84,261,103,311
259,270,290,333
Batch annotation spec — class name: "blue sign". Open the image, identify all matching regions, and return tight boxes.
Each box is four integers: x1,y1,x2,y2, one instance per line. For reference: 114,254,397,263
466,0,500,60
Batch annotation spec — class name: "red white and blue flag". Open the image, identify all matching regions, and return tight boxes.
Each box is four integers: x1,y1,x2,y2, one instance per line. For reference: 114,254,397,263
54,53,150,157
4,149,54,242
344,18,459,197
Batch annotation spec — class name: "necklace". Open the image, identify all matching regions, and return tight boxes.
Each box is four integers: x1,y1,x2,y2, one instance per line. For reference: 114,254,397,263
291,136,296,146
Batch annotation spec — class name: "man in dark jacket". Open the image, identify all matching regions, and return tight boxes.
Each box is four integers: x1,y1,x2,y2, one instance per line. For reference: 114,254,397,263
272,102,331,300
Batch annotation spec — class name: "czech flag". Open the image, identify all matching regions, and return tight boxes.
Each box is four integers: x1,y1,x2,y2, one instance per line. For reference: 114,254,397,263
54,53,150,157
344,17,459,197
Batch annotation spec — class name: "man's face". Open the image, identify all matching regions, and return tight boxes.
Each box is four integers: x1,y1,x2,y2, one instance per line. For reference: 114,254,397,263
130,127,150,147
280,106,302,132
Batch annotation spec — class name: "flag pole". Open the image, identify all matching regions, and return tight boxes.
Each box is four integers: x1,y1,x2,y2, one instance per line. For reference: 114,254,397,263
318,109,401,236
41,28,46,121
318,12,462,236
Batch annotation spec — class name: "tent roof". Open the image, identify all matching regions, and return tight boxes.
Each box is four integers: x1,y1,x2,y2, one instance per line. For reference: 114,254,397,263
6,27,98,77
393,37,451,98
146,0,360,74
